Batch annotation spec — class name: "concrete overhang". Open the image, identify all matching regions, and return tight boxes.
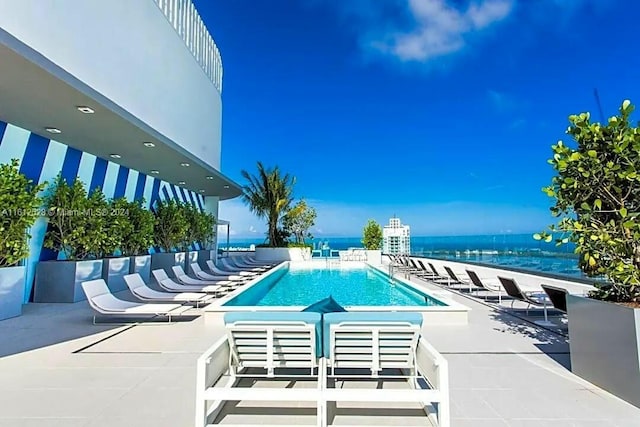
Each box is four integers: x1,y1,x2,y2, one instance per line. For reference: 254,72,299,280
0,28,241,200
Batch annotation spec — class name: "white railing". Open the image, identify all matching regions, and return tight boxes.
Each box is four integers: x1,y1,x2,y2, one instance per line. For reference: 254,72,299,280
153,0,223,93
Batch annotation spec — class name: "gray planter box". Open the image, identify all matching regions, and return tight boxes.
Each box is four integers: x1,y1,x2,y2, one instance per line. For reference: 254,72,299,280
197,249,212,270
186,251,199,275
150,252,186,280
567,294,640,408
34,260,103,303
129,255,151,284
0,266,26,320
101,257,130,293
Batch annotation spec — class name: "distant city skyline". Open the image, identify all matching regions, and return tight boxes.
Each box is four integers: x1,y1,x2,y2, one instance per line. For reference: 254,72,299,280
197,0,640,237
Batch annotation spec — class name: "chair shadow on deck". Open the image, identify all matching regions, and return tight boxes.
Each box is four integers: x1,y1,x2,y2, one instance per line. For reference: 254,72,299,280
488,309,571,370
0,296,201,358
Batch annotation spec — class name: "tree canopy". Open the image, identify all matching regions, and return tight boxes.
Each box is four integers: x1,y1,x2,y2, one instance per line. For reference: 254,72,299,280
241,162,295,247
283,199,316,245
536,100,640,303
362,219,383,250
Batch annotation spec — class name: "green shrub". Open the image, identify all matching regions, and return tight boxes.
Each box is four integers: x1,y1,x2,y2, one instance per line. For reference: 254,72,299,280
362,219,383,250
283,200,316,244
120,199,155,256
0,159,45,267
43,175,91,260
153,199,188,252
83,187,117,259
181,202,199,251
537,100,640,303
194,210,216,249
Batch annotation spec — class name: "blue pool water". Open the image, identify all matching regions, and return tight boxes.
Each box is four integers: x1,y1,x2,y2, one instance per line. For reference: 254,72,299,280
224,265,445,307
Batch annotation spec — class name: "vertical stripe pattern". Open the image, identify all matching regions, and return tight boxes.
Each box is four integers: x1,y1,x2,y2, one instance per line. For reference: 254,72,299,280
19,134,49,183
0,118,220,304
60,147,83,183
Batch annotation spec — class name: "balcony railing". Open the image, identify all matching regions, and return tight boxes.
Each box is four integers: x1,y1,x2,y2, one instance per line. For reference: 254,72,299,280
153,0,223,93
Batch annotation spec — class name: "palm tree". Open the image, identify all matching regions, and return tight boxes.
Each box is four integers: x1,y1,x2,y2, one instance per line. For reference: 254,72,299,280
241,162,295,247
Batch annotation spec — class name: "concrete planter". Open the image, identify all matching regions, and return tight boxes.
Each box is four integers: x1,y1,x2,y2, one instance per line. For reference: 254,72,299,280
129,255,151,284
34,260,103,303
567,294,640,408
150,252,186,279
101,256,130,293
197,249,212,270
365,250,382,265
186,251,199,275
255,247,310,262
0,266,26,320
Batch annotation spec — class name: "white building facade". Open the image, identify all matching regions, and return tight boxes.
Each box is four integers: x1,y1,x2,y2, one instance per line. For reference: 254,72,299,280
383,217,411,255
0,0,240,304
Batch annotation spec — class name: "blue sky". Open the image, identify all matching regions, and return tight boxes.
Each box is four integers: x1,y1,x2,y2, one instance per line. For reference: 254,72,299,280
194,0,640,238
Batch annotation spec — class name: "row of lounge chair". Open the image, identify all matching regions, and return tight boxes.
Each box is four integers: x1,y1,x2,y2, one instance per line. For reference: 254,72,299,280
81,256,278,323
389,255,572,321
195,311,450,427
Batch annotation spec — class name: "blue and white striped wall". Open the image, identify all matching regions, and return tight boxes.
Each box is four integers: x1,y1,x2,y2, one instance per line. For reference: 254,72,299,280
0,119,208,303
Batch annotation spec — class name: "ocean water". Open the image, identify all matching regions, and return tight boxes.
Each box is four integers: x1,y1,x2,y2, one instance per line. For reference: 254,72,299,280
223,233,585,278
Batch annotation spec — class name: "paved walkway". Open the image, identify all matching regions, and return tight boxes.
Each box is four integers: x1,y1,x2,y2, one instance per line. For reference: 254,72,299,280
0,276,639,426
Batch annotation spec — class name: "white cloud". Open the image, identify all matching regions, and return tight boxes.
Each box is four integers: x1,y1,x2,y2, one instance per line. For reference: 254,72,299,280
315,0,606,66
353,0,514,63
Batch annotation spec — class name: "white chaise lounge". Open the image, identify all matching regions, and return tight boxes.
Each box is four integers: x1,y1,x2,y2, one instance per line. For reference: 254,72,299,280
172,265,236,287
206,259,258,277
195,311,450,427
123,273,215,308
190,262,247,282
220,257,267,273
81,279,191,323
151,269,229,296
323,312,450,427
195,312,325,427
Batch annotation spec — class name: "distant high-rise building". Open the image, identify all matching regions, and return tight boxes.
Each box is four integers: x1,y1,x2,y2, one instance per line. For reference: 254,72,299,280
383,217,411,255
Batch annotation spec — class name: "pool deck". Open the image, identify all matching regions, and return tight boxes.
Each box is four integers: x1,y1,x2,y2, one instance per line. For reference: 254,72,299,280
1,267,640,426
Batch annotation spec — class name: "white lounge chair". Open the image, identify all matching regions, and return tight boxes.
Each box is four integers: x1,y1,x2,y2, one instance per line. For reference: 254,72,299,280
172,265,233,287
151,269,228,296
222,257,268,272
81,279,191,323
195,312,325,427
206,259,258,277
323,312,450,427
190,262,247,282
238,255,275,267
123,273,215,308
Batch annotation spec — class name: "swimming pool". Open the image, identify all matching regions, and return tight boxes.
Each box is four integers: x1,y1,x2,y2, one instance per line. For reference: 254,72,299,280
223,263,446,307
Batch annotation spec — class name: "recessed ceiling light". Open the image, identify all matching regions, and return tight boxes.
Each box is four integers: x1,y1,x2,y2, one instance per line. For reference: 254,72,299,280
223,185,230,189
109,154,121,159
45,127,61,134
143,142,155,148
77,106,94,114
180,162,190,167
206,176,214,180
178,181,186,185
150,170,160,175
